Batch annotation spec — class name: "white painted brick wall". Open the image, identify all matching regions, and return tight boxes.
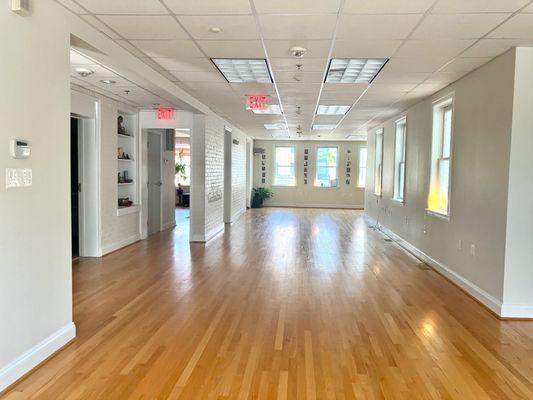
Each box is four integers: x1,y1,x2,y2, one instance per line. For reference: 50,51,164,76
231,130,247,220
204,116,225,236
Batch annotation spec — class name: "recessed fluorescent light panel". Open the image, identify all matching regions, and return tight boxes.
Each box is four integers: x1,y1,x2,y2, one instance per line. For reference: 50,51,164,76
264,123,287,130
252,104,282,115
316,105,351,115
325,58,388,83
212,59,273,83
313,124,337,131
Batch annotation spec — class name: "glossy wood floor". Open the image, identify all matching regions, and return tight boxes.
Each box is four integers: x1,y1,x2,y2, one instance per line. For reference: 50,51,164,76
3,208,533,399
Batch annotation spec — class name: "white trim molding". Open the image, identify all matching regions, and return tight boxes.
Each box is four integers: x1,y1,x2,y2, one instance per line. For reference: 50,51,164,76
0,322,76,393
102,233,140,255
364,215,505,317
265,203,364,210
500,304,533,319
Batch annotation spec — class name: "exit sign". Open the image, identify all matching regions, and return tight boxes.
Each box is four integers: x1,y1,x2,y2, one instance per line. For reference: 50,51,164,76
156,107,174,120
247,95,267,111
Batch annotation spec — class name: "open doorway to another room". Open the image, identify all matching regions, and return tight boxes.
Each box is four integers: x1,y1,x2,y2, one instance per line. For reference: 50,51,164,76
174,129,191,235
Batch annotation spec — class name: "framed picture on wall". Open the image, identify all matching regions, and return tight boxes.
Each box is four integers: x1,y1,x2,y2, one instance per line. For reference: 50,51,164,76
304,149,309,155
262,178,265,183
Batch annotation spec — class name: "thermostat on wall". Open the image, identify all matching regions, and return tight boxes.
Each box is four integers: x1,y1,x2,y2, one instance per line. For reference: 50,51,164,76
10,139,31,159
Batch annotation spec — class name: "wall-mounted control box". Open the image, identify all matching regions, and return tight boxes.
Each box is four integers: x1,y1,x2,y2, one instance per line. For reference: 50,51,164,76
6,168,32,188
10,139,31,159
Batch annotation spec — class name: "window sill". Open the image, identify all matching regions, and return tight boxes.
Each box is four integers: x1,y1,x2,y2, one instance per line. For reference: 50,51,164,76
271,184,296,188
426,209,450,221
313,186,340,189
392,198,405,205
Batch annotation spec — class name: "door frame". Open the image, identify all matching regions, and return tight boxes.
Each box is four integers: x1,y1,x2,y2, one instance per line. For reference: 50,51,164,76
70,91,102,257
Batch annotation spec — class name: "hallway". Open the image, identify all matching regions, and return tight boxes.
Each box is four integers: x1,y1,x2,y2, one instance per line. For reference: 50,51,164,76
3,209,533,399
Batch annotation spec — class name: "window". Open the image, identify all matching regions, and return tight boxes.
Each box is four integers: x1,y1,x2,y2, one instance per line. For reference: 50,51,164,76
393,117,407,202
274,146,296,186
428,96,453,216
175,140,190,186
357,147,367,188
374,129,384,196
315,147,338,187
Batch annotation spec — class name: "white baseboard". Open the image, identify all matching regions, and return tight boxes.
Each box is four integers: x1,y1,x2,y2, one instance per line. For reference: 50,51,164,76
265,203,364,210
500,304,533,319
228,208,246,224
162,220,176,231
364,215,504,317
190,223,225,243
0,322,76,393
102,233,141,255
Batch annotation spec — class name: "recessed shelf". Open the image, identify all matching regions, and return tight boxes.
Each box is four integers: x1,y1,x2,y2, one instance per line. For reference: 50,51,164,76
116,204,140,216
118,158,134,162
118,182,134,186
118,133,134,139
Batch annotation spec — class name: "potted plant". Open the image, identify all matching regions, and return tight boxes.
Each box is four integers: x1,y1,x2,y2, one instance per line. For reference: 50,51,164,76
251,187,273,208
175,160,186,182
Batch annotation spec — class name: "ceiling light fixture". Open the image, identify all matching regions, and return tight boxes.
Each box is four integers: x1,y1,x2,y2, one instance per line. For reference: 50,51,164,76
75,67,94,77
252,104,282,115
210,27,222,33
325,58,388,84
316,105,351,115
211,59,273,83
100,79,116,84
313,124,337,131
264,123,287,130
289,46,307,58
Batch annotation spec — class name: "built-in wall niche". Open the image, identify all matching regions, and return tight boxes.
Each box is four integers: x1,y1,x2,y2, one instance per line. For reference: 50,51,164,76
117,110,139,216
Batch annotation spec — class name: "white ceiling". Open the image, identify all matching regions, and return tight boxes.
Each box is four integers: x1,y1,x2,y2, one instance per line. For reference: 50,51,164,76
59,0,533,139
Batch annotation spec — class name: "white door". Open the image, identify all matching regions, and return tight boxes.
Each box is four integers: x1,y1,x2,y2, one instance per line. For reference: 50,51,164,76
147,131,162,236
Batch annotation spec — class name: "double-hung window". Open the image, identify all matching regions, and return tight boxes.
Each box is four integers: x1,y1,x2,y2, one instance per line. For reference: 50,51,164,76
393,117,407,202
374,128,384,196
428,96,454,217
357,147,367,188
315,147,338,188
273,146,296,186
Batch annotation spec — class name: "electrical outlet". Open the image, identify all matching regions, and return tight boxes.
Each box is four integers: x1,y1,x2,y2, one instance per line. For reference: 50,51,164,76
423,224,427,234
457,240,462,251
470,244,476,257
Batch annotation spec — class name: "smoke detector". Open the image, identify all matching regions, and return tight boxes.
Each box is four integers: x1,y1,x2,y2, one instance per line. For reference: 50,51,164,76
289,46,307,58
75,67,94,78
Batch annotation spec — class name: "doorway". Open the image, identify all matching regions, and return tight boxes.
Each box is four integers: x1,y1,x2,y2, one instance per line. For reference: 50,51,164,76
70,118,80,258
147,131,162,236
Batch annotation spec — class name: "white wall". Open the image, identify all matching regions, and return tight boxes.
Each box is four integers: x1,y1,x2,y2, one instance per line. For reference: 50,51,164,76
253,140,366,208
365,50,516,315
503,47,533,317
0,2,75,391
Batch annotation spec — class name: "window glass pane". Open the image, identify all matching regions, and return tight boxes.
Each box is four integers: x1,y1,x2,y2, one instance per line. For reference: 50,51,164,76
393,121,406,200
175,143,191,186
442,108,452,158
358,147,367,188
437,158,450,213
315,147,338,187
274,146,296,186
374,131,383,195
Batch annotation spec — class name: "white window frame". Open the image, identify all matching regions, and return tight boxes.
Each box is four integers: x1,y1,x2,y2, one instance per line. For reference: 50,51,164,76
392,116,407,203
314,146,339,188
357,146,367,189
273,145,296,187
374,128,384,196
427,94,454,219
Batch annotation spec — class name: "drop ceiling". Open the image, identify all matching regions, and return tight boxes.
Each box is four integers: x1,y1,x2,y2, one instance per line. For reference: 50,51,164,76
58,0,533,139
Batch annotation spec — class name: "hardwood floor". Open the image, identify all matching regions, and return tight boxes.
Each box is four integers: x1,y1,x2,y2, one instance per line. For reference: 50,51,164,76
3,208,533,399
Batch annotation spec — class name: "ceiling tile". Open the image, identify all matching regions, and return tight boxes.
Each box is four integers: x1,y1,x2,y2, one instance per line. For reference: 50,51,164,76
129,40,203,58
269,58,327,72
439,57,491,73
265,40,331,58
75,0,167,14
273,71,324,84
259,15,337,40
343,0,434,14
433,0,529,13
488,14,533,39
98,16,188,40
395,39,475,61
332,40,403,58
152,57,215,72
253,0,341,14
164,0,252,15
177,16,260,40
115,40,147,57
197,40,265,58
169,71,225,83
461,38,533,57
373,71,431,84
412,14,510,39
55,0,87,14
337,14,423,40
384,57,446,73
80,15,121,39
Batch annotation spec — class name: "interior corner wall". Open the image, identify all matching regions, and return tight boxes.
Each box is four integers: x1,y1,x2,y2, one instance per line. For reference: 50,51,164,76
364,49,516,314
0,1,75,391
502,47,533,317
230,130,248,222
253,140,366,208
